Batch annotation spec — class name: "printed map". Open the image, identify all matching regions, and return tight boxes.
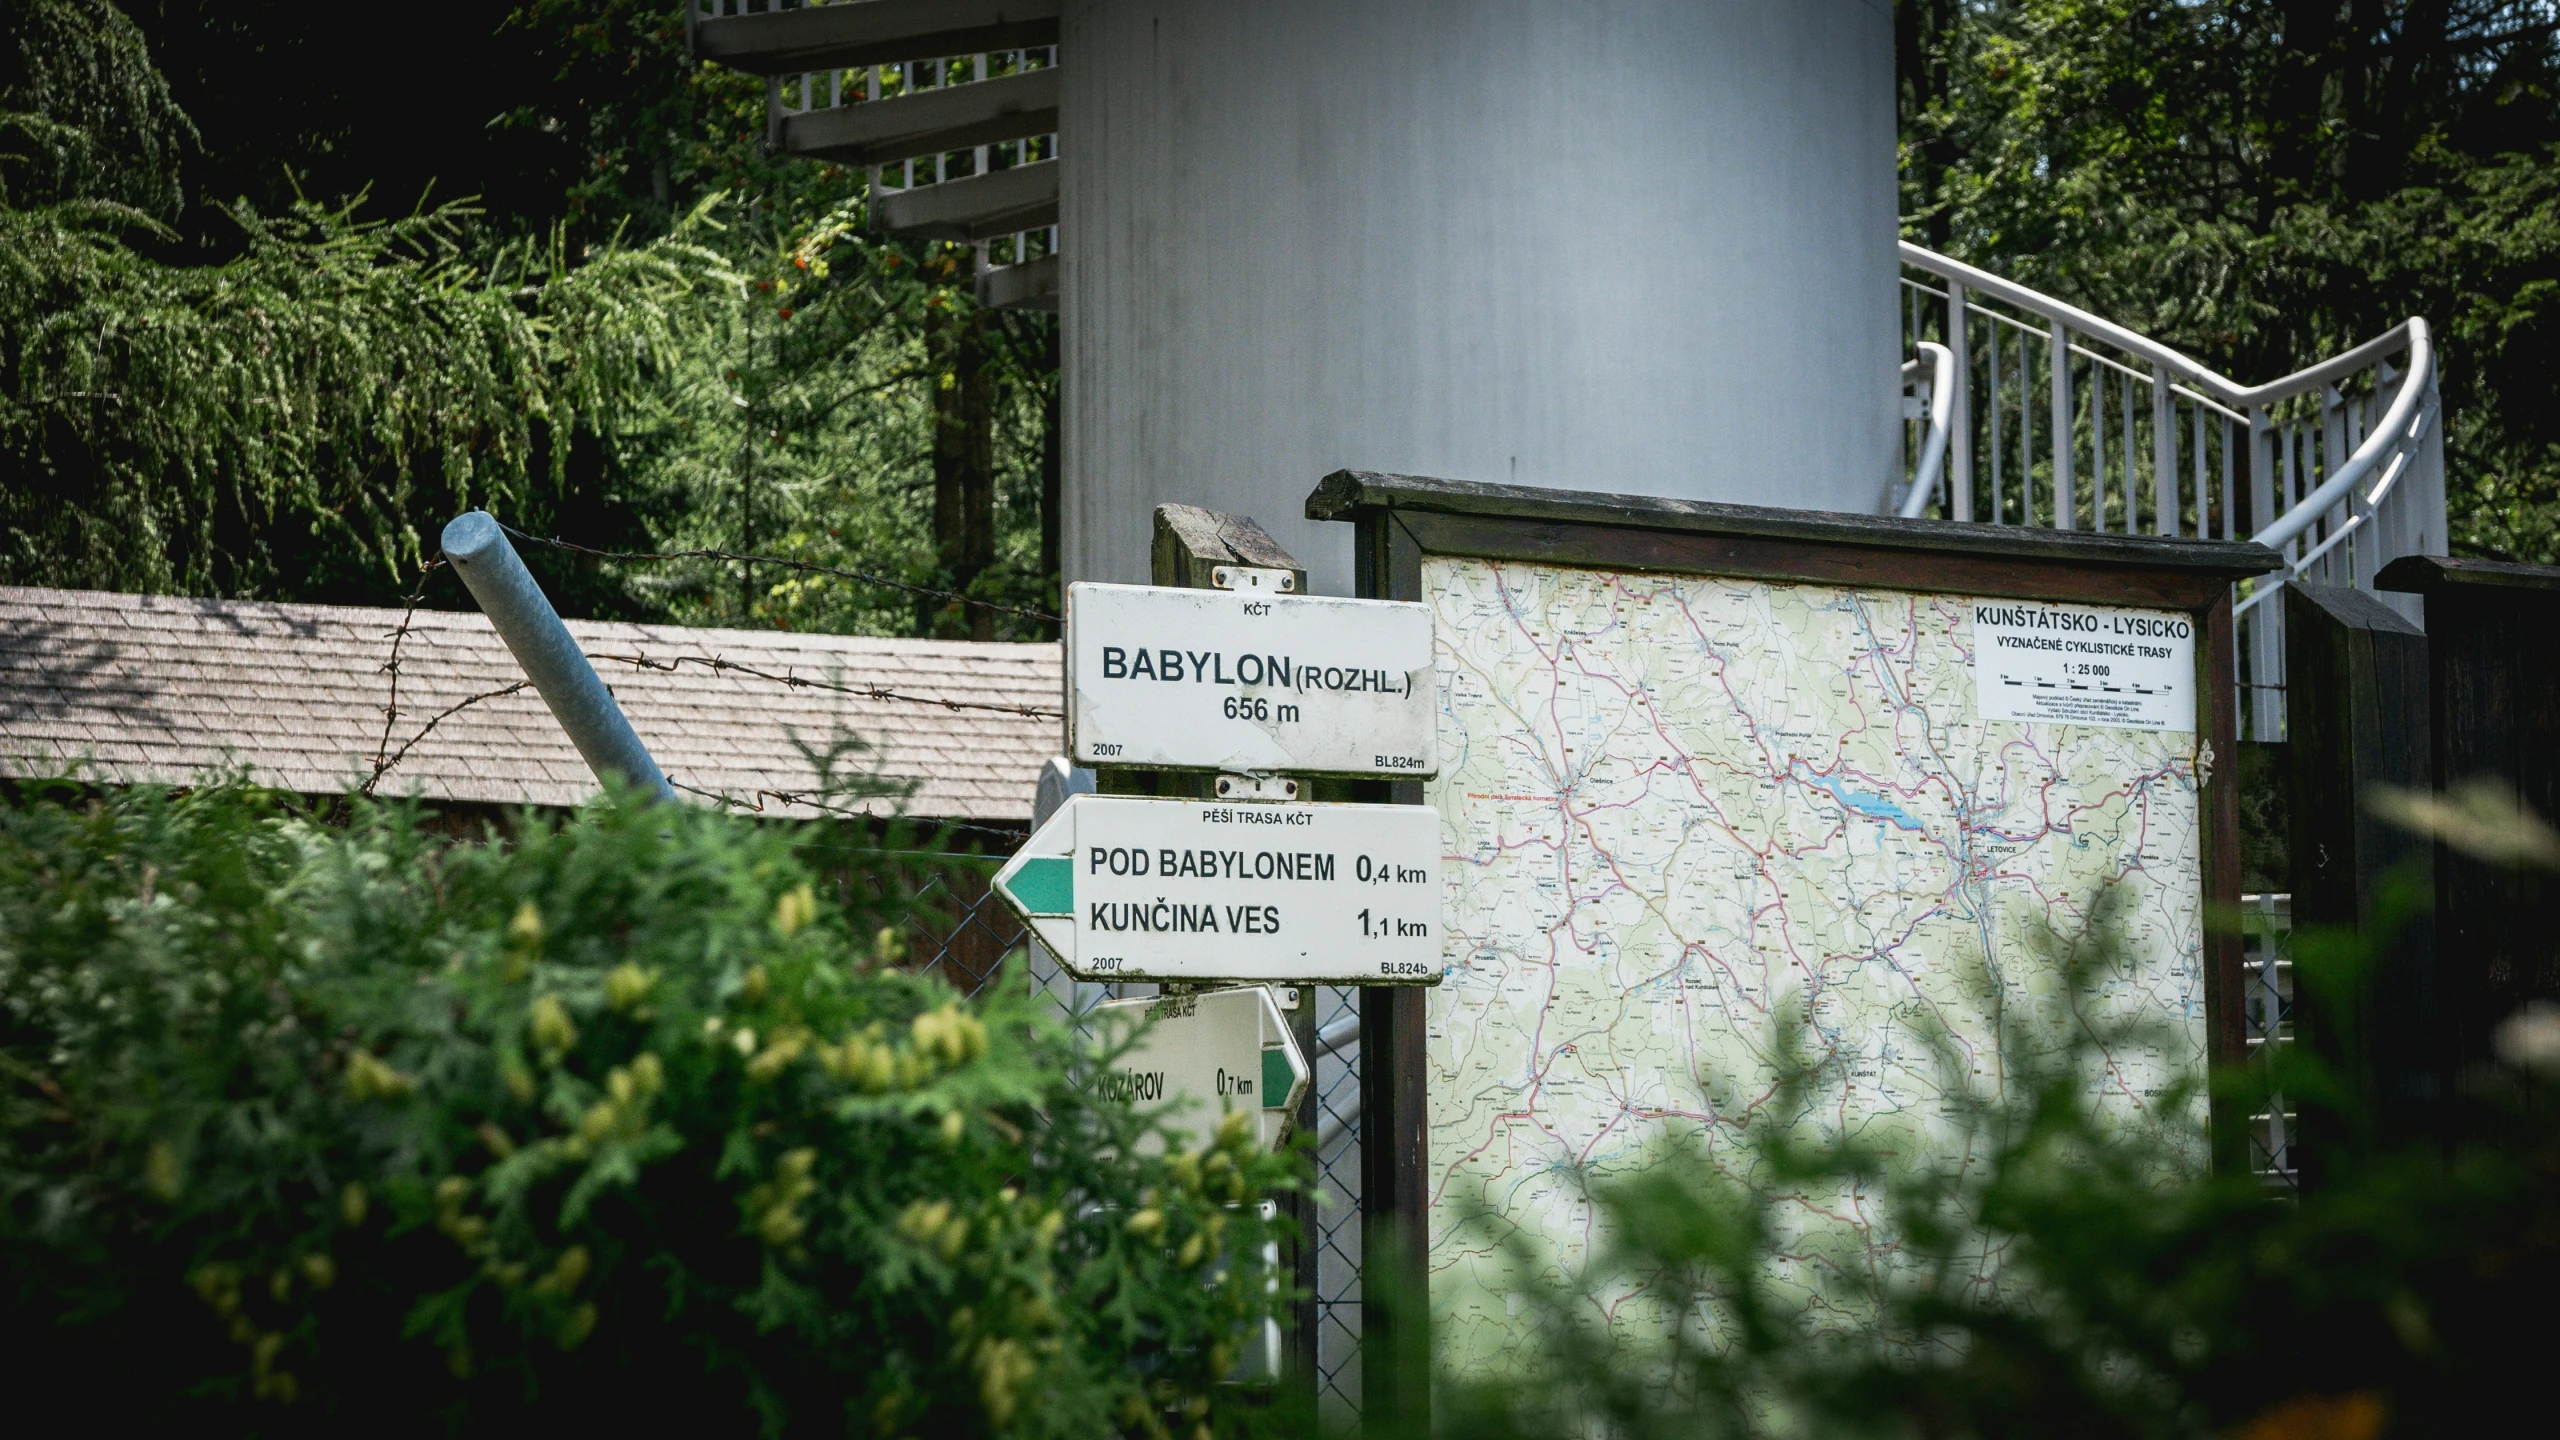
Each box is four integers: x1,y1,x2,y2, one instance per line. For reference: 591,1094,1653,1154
1422,557,2210,1374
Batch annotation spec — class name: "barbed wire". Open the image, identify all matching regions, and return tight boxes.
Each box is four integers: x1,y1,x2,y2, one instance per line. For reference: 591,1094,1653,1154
352,566,1034,973
584,649,1063,721
360,542,1060,801
498,523,1059,626
364,560,448,798
663,771,1028,852
364,560,543,796
363,682,534,796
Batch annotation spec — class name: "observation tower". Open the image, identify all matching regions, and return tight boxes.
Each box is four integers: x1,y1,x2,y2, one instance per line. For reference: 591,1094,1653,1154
1057,0,1901,594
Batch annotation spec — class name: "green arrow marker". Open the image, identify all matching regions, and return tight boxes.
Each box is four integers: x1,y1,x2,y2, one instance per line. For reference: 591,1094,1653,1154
1261,1047,1293,1109
1001,856,1074,916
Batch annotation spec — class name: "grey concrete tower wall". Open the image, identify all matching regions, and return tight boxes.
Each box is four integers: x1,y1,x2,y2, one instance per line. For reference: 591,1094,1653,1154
1062,0,1901,596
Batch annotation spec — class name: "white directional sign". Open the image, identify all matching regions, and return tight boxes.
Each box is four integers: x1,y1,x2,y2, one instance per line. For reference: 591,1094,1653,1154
1066,582,1438,777
1089,985,1309,1152
992,794,1445,984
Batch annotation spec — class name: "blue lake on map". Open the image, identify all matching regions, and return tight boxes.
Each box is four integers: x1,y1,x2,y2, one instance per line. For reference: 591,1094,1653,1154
1796,771,1926,830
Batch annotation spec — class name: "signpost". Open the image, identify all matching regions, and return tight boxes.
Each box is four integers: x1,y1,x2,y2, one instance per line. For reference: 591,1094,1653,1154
1003,504,1450,1400
1066,581,1438,777
992,794,1443,984
1090,985,1312,1152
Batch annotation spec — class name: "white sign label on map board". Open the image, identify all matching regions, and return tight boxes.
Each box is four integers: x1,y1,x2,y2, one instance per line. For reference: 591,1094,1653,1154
1970,599,2197,731
1066,582,1438,776
992,794,1444,984
1089,985,1309,1153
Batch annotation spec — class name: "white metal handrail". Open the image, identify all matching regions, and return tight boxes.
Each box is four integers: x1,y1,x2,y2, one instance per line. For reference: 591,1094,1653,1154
2250,319,2432,553
1899,341,1955,519
1903,243,2425,411
1895,243,2446,740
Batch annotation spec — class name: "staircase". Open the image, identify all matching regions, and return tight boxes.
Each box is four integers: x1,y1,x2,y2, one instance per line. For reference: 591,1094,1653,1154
689,0,1062,311
1898,244,2444,740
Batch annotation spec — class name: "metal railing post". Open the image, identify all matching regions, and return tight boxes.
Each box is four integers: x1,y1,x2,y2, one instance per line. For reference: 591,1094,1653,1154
1947,281,1972,522
2418,373,2447,556
2220,415,2237,542
2050,321,2074,530
1987,322,2003,524
440,511,676,802
2193,402,2208,540
2153,363,2177,536
2121,372,2138,534
2246,409,2284,741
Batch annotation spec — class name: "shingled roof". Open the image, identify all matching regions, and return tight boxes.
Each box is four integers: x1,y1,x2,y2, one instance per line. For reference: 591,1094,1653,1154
0,586,1059,824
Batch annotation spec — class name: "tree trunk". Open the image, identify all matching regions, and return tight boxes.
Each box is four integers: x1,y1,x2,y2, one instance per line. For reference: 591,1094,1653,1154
931,300,997,641
2267,0,2343,217
2363,0,2453,201
1038,318,1062,639
1895,0,1961,249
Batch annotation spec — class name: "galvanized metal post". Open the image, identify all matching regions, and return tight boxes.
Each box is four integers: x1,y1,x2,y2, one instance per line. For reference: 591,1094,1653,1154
2153,361,2177,537
1947,281,1972,522
2247,407,2285,740
2050,320,2073,530
439,511,675,802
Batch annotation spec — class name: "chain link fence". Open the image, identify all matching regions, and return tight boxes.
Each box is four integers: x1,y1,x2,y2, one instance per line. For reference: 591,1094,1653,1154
872,857,1030,997
1309,983,1364,1427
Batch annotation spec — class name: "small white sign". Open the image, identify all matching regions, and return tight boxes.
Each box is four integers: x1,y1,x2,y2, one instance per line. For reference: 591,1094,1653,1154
992,794,1445,984
1067,582,1437,777
1970,599,2196,732
1089,985,1308,1152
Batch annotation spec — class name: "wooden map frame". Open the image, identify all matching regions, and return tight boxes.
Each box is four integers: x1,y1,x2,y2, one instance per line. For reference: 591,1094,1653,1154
1304,470,2281,1426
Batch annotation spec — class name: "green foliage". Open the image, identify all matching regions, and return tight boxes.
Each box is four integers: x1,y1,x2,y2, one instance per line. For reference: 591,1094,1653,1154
502,0,837,246
0,779,1294,1435
1901,1,2560,561
1,0,1061,630
491,0,1065,637
0,0,190,218
0,194,735,599
0,1,742,605
1434,885,2559,1439
609,205,1060,638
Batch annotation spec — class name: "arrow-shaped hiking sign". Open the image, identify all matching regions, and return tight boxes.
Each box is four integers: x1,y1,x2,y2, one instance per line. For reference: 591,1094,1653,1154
1089,985,1310,1153
993,794,1444,984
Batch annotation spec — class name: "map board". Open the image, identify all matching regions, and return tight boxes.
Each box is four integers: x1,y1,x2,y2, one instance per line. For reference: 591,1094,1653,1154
1304,471,2276,1405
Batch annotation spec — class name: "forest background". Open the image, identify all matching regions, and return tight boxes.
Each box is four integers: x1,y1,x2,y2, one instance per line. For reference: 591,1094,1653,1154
5,0,2559,635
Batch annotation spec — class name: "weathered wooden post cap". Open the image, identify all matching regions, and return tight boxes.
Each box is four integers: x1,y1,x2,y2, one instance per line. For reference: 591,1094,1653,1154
2376,553,2560,596
439,511,674,803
